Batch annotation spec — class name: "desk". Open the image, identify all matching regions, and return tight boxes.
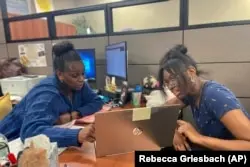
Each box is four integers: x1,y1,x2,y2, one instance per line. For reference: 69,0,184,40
59,144,134,167
59,104,145,167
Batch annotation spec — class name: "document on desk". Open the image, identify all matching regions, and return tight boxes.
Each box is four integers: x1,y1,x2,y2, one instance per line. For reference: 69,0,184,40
54,120,76,128
8,123,83,157
132,107,152,121
54,120,84,130
75,105,111,124
8,138,24,158
9,138,67,157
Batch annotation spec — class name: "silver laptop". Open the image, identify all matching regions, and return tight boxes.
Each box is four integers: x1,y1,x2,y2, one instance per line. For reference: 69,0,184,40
95,105,181,157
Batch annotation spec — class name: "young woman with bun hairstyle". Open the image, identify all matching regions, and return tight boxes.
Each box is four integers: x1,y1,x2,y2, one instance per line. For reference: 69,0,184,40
0,41,103,147
159,45,250,150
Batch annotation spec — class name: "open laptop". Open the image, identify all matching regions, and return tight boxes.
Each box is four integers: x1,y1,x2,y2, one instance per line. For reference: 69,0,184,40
94,105,181,157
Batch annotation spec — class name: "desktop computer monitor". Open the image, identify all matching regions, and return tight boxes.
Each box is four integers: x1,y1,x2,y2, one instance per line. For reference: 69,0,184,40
76,49,96,81
105,41,128,80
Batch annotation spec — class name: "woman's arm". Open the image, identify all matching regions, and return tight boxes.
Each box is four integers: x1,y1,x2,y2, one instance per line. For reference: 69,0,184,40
21,92,81,148
166,97,183,105
178,85,250,150
196,109,250,150
197,85,250,150
76,83,104,116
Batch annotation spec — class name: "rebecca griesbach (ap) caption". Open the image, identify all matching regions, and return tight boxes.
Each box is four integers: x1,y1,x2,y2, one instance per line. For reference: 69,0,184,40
138,154,247,164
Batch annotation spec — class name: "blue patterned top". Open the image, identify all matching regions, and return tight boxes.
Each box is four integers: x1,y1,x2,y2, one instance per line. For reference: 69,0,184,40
184,81,250,140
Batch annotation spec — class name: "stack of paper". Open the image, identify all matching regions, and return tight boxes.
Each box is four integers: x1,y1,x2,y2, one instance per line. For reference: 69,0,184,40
8,121,83,158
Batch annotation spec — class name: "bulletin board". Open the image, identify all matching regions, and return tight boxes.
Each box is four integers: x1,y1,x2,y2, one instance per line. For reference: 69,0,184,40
18,43,47,67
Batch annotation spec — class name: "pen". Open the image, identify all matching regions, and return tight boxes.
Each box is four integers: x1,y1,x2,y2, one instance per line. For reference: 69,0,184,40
8,153,17,165
177,109,183,120
177,109,192,151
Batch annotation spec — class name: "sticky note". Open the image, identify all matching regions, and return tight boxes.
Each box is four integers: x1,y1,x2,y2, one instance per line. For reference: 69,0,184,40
132,107,151,121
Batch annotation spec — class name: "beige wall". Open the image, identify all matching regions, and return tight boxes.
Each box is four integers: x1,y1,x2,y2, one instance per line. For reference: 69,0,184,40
52,0,77,10
0,44,8,59
189,0,250,25
0,21,5,44
0,4,2,19
74,0,123,7
31,0,77,13
113,0,180,32
52,0,77,24
0,7,6,58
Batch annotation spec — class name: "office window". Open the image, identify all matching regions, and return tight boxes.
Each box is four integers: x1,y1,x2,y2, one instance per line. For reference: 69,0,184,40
55,11,106,37
9,18,49,40
6,0,123,18
189,0,250,25
112,0,180,32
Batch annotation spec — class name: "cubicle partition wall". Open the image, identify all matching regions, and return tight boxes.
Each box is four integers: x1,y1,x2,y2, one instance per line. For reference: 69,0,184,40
185,25,250,97
183,25,250,123
0,44,8,59
183,0,250,115
0,6,7,59
6,40,54,75
0,0,250,121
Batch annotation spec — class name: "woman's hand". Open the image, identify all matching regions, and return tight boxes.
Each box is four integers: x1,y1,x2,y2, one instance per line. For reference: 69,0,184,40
173,130,190,151
78,124,95,143
55,111,81,125
56,113,71,125
177,120,203,144
71,111,81,120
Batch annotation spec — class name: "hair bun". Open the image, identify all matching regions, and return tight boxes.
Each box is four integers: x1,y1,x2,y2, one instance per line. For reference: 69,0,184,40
52,41,74,57
173,44,187,54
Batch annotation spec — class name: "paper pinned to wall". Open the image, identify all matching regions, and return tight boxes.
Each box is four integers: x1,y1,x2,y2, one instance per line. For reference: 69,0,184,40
35,0,54,13
18,44,27,58
132,107,151,121
18,43,47,67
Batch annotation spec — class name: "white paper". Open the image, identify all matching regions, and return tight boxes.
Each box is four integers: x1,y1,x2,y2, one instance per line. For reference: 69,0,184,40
8,138,24,158
58,147,66,155
9,137,69,157
18,45,27,56
8,122,83,157
54,120,76,128
18,43,47,67
70,125,84,129
54,120,84,130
